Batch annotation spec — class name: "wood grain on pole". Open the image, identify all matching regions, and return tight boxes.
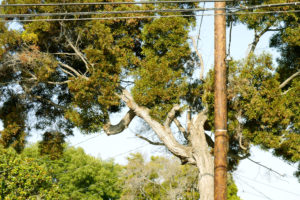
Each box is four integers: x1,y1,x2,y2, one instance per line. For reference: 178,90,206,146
214,1,228,200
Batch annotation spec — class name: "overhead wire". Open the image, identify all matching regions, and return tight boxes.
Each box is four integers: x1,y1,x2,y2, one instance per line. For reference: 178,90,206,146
0,7,236,18
0,0,237,7
235,173,300,197
196,1,205,48
1,2,299,19
0,2,298,22
1,10,299,22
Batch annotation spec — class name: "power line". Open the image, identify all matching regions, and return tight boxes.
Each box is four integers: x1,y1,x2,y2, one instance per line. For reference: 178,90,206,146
196,2,205,48
0,0,236,7
73,134,101,146
0,7,230,18
235,173,300,197
111,144,150,158
239,180,273,200
1,10,299,22
0,2,298,20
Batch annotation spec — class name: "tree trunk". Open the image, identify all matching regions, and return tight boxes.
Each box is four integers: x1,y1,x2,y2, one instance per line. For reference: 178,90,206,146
190,122,214,200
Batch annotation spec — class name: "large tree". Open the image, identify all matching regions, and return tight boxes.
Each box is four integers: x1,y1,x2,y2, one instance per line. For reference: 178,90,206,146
0,0,299,199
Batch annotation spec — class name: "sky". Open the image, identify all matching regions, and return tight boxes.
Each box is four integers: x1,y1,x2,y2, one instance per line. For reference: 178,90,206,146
0,1,300,200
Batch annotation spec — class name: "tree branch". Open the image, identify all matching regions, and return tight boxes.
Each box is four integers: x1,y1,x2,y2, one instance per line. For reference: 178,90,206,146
192,108,208,129
279,70,300,89
135,134,164,146
119,89,194,163
247,158,285,177
164,104,181,127
191,37,204,80
66,37,92,71
31,95,65,110
103,109,136,135
174,118,188,140
248,23,274,56
58,61,88,80
47,80,71,85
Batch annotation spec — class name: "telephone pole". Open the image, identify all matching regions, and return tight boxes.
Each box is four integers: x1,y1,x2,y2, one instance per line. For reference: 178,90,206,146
214,1,228,200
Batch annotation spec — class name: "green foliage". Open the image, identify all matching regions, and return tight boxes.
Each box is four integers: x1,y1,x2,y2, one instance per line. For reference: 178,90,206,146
121,153,241,200
23,144,122,200
0,145,60,199
0,0,299,184
204,53,299,171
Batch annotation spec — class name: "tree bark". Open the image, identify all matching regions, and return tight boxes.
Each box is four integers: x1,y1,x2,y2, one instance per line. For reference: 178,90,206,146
110,89,215,199
190,111,214,200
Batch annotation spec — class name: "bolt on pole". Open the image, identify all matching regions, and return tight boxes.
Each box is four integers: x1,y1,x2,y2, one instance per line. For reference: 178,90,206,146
214,1,228,200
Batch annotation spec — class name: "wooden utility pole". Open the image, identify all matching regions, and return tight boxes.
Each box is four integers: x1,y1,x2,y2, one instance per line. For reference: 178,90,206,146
214,1,228,200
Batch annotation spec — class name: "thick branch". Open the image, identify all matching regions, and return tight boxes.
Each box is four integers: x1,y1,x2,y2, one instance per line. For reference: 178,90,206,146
164,104,180,127
119,89,193,163
103,109,136,135
135,134,164,146
279,71,300,89
192,108,208,129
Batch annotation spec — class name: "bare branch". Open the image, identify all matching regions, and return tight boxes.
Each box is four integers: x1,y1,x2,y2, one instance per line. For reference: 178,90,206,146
58,61,88,80
66,37,92,71
135,134,164,146
235,112,248,150
47,80,71,85
51,52,76,56
31,95,65,110
119,89,194,163
247,158,285,177
186,108,192,134
164,104,181,127
192,108,208,129
279,70,300,89
191,36,204,80
103,110,136,135
174,118,188,139
248,23,274,56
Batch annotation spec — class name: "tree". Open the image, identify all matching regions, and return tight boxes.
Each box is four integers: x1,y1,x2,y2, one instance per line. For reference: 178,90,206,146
23,144,122,200
0,0,299,199
0,145,61,199
121,153,241,200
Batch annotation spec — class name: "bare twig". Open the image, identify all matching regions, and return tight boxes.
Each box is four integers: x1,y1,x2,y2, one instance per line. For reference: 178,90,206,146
247,158,285,177
135,134,164,146
58,61,88,80
66,37,92,71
